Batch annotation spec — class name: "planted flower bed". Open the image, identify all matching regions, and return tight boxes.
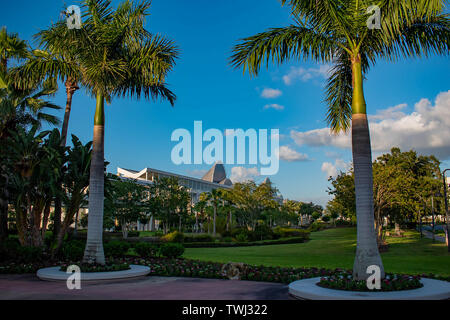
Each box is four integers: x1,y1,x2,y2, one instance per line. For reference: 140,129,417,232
60,262,130,273
317,271,423,291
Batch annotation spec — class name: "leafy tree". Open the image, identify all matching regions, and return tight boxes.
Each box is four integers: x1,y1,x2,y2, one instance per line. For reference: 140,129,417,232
62,0,179,264
231,0,449,280
54,135,92,252
105,178,148,238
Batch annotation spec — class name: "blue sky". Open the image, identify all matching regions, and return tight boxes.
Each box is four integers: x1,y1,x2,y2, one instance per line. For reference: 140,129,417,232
2,0,449,206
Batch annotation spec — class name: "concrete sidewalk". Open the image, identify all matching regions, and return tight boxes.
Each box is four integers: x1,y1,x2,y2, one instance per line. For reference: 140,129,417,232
421,229,447,243
0,274,289,300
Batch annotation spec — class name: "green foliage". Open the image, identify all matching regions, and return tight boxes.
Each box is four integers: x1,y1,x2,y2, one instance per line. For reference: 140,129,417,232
159,243,185,258
308,222,328,233
322,215,331,222
311,212,321,220
235,232,248,242
251,224,276,241
59,240,85,261
161,230,184,243
105,177,149,239
273,227,310,239
104,241,131,258
134,242,159,258
184,234,214,243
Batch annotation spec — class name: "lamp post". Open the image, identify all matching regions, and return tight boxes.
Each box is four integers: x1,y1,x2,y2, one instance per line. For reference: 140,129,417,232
442,169,450,251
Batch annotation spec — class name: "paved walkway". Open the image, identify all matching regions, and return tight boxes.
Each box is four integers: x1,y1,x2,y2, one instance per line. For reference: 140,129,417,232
421,230,447,243
0,274,289,300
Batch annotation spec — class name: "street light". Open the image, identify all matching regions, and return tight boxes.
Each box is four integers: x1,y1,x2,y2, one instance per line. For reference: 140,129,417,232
442,169,450,251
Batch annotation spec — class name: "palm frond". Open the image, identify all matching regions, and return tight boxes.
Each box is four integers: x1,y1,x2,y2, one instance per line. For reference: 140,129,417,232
230,25,339,75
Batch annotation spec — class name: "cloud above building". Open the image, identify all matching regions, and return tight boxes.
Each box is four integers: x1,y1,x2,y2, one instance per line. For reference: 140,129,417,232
230,166,260,182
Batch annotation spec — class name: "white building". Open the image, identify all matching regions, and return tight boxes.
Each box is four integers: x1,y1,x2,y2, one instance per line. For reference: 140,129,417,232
117,162,232,204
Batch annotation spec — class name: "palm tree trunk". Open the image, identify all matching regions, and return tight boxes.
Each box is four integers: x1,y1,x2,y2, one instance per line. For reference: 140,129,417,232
83,91,105,265
213,204,217,236
61,79,79,146
53,79,79,241
351,54,384,281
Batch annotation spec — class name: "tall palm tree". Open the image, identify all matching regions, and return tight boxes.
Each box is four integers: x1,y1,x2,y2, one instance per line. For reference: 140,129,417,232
231,0,449,280
11,21,85,239
205,189,223,236
68,0,178,264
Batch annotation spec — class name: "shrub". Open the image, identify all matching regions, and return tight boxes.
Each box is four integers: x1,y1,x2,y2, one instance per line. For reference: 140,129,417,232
0,239,45,263
235,233,248,242
273,227,309,239
184,234,214,243
0,238,20,262
222,236,233,243
335,219,354,226
134,242,159,258
308,222,328,232
161,231,184,243
127,231,139,237
159,243,185,258
250,224,275,241
59,240,85,261
321,215,331,222
104,241,131,258
17,246,44,263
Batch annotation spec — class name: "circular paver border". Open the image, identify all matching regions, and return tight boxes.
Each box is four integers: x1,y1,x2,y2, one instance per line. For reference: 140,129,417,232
37,265,150,282
288,277,450,300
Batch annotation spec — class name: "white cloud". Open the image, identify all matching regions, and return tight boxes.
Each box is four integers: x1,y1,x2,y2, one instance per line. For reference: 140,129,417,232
279,146,309,162
321,162,337,178
283,64,331,85
261,88,282,99
264,103,285,110
230,166,260,182
321,159,350,178
291,90,450,160
368,103,407,121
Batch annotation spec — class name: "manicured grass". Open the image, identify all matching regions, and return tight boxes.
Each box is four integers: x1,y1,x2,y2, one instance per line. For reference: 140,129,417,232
184,227,450,277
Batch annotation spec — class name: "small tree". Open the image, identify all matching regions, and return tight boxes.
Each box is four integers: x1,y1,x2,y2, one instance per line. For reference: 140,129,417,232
106,178,148,239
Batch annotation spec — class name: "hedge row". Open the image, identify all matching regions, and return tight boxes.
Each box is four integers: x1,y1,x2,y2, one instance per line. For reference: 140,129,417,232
183,236,309,248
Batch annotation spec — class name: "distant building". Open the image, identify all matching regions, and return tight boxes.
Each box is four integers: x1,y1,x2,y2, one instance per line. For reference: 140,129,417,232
117,162,232,204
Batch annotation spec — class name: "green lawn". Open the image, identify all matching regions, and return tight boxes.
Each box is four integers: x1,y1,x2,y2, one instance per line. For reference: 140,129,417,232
184,227,450,277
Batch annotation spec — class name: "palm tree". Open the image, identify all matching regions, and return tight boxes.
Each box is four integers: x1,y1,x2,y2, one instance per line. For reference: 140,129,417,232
11,21,85,239
69,0,178,264
205,189,223,236
231,0,449,280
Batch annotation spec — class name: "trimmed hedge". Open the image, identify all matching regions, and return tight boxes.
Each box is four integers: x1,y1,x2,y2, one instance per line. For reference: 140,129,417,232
183,236,309,248
273,227,310,238
161,231,184,243
183,234,215,243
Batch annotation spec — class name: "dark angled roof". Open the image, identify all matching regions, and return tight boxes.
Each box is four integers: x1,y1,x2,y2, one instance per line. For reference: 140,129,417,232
202,162,227,183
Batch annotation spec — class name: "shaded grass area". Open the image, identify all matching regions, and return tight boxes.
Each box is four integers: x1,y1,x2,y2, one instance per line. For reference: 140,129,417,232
184,228,450,277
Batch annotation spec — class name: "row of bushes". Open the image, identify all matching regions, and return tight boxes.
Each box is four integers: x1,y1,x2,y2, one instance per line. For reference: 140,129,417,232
183,236,309,248
0,238,185,263
0,239,47,263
